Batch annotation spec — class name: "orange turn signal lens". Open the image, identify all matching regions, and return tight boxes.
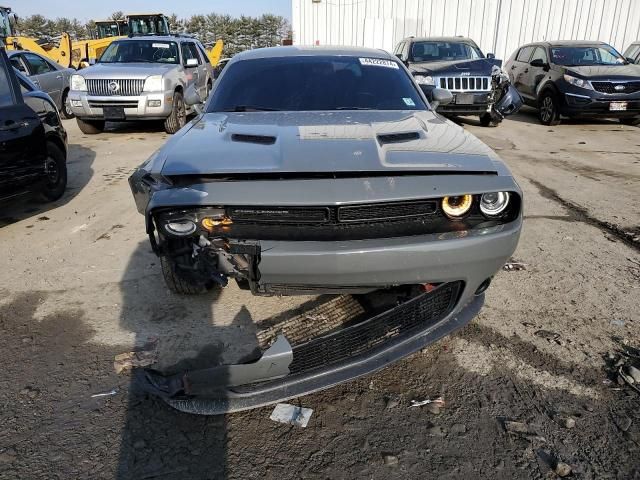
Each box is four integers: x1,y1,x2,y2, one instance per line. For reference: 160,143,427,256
202,217,233,230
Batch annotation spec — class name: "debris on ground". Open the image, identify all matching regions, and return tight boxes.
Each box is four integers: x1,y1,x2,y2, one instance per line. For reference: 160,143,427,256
19,386,40,399
410,396,445,408
90,388,118,398
385,396,401,409
561,417,576,429
451,423,467,435
270,403,313,428
503,420,530,434
382,454,399,466
534,329,560,341
607,343,640,395
114,337,159,374
555,462,572,477
503,261,527,271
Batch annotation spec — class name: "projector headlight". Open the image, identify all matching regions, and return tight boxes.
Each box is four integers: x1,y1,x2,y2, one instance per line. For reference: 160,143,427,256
71,74,87,91
442,195,473,219
480,192,510,217
563,74,593,90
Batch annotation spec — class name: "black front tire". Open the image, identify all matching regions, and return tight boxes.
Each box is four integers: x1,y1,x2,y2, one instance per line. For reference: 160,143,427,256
76,118,105,134
160,256,210,295
38,142,67,202
619,117,640,126
164,91,187,134
538,92,561,126
479,112,498,127
60,89,75,119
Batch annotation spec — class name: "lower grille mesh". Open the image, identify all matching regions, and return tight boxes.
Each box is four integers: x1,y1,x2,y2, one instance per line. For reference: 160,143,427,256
288,282,461,375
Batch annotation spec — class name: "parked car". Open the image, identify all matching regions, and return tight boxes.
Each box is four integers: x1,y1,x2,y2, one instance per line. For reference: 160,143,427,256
394,36,522,126
505,41,640,126
623,42,640,64
68,35,214,134
128,46,523,414
0,47,68,205
7,50,75,119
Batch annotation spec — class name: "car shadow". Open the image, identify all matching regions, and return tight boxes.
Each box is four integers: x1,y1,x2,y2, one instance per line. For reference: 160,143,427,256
0,143,96,227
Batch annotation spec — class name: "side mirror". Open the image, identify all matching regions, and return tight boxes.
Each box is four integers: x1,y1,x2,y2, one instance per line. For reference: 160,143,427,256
184,83,203,113
529,58,546,68
430,87,453,110
186,58,198,67
486,52,495,59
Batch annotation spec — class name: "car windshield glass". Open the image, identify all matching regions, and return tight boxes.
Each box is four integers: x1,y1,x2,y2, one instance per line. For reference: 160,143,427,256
0,63,14,107
209,55,427,112
550,45,626,66
411,41,483,62
98,40,179,64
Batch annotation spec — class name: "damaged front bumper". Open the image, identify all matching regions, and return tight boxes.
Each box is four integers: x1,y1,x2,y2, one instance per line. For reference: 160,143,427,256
137,281,482,414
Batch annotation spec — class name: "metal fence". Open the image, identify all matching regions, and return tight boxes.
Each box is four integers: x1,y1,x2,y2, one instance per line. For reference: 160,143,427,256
292,0,640,61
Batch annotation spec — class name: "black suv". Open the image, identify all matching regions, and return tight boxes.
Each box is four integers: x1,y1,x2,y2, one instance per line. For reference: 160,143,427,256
394,36,508,126
505,41,640,126
0,47,67,205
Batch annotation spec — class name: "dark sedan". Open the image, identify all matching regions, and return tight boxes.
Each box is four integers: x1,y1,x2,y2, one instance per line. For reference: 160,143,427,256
505,41,640,125
0,47,68,205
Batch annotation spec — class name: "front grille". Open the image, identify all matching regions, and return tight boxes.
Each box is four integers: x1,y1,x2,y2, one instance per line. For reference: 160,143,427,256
86,78,145,96
338,200,437,222
228,206,330,223
88,100,139,109
592,81,640,94
438,76,490,91
288,281,461,375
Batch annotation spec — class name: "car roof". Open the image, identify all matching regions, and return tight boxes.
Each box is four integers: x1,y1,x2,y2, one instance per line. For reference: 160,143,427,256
404,36,478,44
232,45,394,61
522,40,610,47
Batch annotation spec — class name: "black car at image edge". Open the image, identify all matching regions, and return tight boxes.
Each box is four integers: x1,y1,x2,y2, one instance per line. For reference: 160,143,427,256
505,40,640,126
0,47,67,205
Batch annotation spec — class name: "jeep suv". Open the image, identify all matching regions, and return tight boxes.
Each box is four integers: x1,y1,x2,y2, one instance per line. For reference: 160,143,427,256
69,35,213,134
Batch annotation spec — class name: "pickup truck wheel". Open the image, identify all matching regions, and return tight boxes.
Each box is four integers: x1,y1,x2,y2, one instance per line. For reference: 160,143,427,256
479,113,497,127
619,117,640,126
538,92,561,126
37,142,67,202
60,89,75,119
76,118,105,134
164,92,186,134
160,255,210,295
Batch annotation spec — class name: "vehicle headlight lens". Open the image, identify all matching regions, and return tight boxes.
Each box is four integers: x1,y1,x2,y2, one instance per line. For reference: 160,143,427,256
143,75,164,92
71,74,87,91
165,220,196,236
442,195,473,219
415,75,435,85
563,74,593,90
480,192,510,216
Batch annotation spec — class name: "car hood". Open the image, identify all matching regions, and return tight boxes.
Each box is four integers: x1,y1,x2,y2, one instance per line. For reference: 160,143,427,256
410,58,501,76
79,62,177,79
565,64,640,80
156,111,504,176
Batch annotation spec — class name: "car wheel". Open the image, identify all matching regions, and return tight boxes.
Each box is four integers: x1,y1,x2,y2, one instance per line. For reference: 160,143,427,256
76,118,105,134
479,112,497,127
38,142,67,202
60,89,75,119
160,255,211,295
164,91,187,134
619,117,640,126
538,92,560,126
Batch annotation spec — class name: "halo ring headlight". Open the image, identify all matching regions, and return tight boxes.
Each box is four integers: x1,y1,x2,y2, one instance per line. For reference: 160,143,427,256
165,220,196,236
480,192,510,217
442,195,473,219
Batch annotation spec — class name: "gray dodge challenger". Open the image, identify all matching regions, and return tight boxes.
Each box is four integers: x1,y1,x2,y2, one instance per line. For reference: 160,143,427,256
129,46,522,414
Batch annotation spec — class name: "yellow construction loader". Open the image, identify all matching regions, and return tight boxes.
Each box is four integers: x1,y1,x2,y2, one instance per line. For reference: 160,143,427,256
1,5,73,67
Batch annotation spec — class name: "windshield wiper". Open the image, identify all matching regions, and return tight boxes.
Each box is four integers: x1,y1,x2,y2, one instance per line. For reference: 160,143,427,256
334,106,374,110
222,105,281,112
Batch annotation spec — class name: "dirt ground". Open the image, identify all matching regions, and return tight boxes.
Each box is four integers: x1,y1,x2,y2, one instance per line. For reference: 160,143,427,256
1,110,639,480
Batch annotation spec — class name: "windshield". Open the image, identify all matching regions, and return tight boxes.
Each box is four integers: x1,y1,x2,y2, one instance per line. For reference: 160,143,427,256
209,55,427,112
96,22,124,39
550,45,626,66
129,17,170,36
98,40,179,64
411,41,483,62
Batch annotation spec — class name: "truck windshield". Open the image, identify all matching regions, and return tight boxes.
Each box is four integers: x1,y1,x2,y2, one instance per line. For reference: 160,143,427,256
550,45,626,66
98,40,179,64
96,22,122,39
411,42,483,62
209,55,427,112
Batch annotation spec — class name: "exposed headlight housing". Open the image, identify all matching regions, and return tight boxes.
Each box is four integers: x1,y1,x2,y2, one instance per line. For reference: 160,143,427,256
165,220,196,236
415,75,435,85
143,75,164,92
441,195,473,219
480,192,510,216
71,74,87,91
563,74,593,90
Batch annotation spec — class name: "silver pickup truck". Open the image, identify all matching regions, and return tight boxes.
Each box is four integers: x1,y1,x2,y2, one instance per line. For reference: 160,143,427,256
69,35,213,134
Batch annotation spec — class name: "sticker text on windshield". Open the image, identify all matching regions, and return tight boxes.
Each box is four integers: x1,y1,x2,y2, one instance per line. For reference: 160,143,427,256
359,58,400,69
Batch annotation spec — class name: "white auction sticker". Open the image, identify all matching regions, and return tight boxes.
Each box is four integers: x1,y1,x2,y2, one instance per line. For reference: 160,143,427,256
403,97,416,106
359,58,399,69
152,43,170,49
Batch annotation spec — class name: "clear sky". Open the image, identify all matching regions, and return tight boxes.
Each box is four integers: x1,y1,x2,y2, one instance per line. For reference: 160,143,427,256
11,0,291,22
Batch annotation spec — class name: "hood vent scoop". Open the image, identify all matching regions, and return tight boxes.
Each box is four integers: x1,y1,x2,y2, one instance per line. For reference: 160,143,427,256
231,133,276,145
377,132,420,145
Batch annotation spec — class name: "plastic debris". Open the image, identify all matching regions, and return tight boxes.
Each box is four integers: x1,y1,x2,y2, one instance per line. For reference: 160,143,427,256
270,403,313,427
91,388,118,398
410,396,445,408
114,337,159,374
503,262,527,271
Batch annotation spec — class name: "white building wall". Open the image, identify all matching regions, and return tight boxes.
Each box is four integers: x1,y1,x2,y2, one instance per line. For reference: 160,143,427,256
291,0,640,61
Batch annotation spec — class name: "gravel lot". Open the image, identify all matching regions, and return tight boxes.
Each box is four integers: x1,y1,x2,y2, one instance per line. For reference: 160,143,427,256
0,111,639,479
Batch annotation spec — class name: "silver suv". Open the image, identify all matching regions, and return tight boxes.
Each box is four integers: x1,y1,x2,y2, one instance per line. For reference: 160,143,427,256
69,35,213,134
